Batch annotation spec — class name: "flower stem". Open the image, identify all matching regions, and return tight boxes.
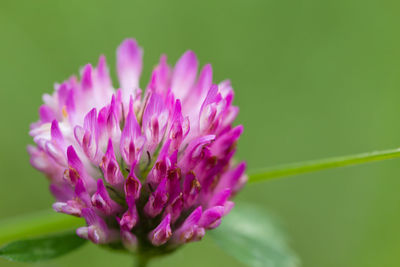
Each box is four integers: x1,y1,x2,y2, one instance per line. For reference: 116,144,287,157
249,147,400,183
134,255,149,267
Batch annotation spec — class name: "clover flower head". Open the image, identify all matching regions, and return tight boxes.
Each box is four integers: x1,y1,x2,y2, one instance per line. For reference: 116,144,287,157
28,39,246,253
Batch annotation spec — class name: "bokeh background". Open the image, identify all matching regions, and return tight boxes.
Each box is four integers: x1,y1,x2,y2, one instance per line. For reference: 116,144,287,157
1,0,400,266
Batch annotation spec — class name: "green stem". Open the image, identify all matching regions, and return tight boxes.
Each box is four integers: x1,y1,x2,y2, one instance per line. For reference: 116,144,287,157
135,255,149,267
0,210,83,246
249,147,400,183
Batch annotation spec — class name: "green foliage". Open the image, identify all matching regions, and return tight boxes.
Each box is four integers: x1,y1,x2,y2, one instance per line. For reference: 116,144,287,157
0,210,84,246
210,203,300,267
0,231,87,262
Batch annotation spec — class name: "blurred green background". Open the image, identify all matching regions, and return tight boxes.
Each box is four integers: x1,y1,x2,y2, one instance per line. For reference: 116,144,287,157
1,0,400,266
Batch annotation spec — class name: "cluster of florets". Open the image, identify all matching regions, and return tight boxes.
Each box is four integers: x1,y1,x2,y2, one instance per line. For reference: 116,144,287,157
28,39,246,252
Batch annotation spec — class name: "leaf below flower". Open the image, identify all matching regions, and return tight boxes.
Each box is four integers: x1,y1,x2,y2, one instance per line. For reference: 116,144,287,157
209,203,300,267
0,231,87,262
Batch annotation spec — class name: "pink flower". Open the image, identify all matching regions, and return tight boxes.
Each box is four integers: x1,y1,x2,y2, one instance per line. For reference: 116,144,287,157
28,39,247,252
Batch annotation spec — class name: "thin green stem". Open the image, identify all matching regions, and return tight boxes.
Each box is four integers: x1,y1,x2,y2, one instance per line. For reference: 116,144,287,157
135,255,149,267
249,147,400,183
0,209,84,246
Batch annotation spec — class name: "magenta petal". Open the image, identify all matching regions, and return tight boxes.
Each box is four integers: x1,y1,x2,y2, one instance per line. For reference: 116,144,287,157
144,178,169,218
28,145,62,178
168,100,190,151
125,169,142,200
174,207,204,243
91,179,121,215
65,146,95,191
215,162,247,194
199,206,224,229
78,208,117,244
101,139,124,186
53,179,91,217
120,98,144,166
164,193,183,223
142,93,169,152
211,125,243,157
49,183,74,202
53,201,81,216
196,64,213,94
148,54,171,96
119,196,138,231
183,172,201,208
171,50,198,101
146,139,172,188
47,120,67,165
39,105,55,123
117,38,143,92
182,206,202,226
45,141,66,166
209,188,231,207
81,64,93,91
149,214,172,246
75,178,91,207
180,135,215,171
66,147,80,166
96,55,111,87
200,84,221,113
50,120,64,144
66,146,84,184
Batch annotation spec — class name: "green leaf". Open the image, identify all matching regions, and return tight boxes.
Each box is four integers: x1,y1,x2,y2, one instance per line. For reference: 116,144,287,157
249,147,400,183
0,210,84,246
210,203,300,267
0,231,87,262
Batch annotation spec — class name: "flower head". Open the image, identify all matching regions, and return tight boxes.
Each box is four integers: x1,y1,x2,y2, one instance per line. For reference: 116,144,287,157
28,39,247,253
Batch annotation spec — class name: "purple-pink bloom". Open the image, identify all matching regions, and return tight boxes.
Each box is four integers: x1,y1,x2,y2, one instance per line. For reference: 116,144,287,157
28,39,247,253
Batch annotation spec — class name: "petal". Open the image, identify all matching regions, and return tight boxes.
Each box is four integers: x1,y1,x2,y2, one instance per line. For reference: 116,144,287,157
149,214,172,246
210,125,243,157
215,162,247,193
78,208,117,244
66,146,84,175
39,105,56,123
209,188,231,207
144,178,169,217
142,94,169,152
101,139,124,186
171,51,198,101
183,171,201,208
179,135,215,172
91,179,121,215
164,193,183,223
148,54,171,96
117,39,143,95
65,146,95,190
81,64,93,91
125,169,142,200
173,207,204,243
199,206,225,229
49,183,74,202
196,64,213,95
50,120,64,144
95,55,112,88
120,98,144,165
118,196,139,231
